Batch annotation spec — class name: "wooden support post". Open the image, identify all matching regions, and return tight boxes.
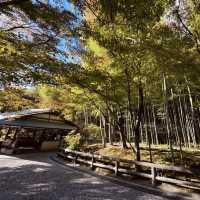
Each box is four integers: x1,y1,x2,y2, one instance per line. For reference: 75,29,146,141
13,127,20,140
115,161,119,175
5,127,11,139
135,164,141,172
0,127,3,138
91,154,95,170
73,153,78,166
33,129,36,140
151,167,157,186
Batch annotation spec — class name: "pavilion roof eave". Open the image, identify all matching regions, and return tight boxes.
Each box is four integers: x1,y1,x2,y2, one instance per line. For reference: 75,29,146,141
0,119,76,130
0,109,52,120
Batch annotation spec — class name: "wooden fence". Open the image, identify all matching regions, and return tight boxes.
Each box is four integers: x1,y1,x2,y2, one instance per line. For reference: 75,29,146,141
57,148,200,190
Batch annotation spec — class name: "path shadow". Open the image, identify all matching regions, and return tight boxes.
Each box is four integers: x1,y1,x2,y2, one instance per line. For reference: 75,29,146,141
0,154,169,200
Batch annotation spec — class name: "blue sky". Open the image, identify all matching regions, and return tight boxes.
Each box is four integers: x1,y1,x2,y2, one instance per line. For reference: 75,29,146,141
47,0,82,64
47,0,74,12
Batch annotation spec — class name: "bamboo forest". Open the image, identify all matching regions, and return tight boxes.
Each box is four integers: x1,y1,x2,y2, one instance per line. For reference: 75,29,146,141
1,0,200,199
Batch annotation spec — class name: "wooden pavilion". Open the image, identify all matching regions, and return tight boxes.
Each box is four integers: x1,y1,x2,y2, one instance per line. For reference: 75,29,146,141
0,109,77,154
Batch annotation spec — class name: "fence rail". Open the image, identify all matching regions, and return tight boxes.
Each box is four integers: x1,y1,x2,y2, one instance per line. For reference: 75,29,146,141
57,148,200,190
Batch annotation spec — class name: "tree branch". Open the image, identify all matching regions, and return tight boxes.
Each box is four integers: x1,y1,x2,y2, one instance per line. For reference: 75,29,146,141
0,0,29,8
175,9,200,54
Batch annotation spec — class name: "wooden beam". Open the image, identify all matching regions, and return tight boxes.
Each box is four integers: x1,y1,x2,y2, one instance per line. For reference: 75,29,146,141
5,127,11,139
62,148,200,175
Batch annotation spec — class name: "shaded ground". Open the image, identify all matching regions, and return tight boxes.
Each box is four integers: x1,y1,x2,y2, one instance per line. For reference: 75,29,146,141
0,152,176,200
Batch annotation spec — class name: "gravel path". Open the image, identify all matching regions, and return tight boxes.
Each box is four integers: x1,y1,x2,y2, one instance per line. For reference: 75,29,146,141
0,153,178,200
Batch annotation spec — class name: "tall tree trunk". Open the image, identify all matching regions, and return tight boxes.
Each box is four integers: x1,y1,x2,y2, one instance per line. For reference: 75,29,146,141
147,105,153,162
171,89,183,162
108,110,113,145
124,68,135,144
100,115,106,148
152,106,159,145
84,108,89,126
163,75,175,164
134,83,144,161
117,113,128,149
178,92,187,147
185,77,197,147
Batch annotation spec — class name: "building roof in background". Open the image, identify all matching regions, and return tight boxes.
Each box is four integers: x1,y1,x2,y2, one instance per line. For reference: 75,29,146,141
0,119,76,130
0,109,77,130
0,109,52,120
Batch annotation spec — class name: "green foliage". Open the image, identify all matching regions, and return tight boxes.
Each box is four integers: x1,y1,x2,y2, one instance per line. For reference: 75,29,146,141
0,0,79,87
1,1,200,156
63,130,81,150
82,124,101,140
0,87,37,112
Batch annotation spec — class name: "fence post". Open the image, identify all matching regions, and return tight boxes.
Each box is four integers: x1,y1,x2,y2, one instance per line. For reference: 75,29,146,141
91,154,95,170
73,153,78,166
63,149,68,158
151,167,157,186
115,161,119,175
64,149,69,159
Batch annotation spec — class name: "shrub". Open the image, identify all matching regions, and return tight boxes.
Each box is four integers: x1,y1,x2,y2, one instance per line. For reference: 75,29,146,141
63,130,81,150
82,124,101,140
